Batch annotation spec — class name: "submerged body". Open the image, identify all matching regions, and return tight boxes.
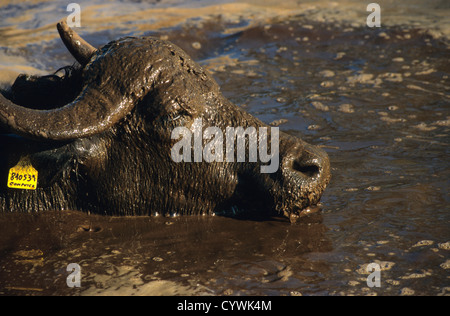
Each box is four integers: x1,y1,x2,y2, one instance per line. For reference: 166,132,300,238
0,21,330,218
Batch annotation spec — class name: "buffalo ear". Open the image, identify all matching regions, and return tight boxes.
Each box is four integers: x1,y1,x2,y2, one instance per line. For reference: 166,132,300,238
0,135,74,190
28,150,76,189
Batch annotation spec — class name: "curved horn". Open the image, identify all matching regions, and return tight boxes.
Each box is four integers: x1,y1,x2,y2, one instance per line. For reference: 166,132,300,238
0,24,151,141
0,86,136,141
57,20,96,65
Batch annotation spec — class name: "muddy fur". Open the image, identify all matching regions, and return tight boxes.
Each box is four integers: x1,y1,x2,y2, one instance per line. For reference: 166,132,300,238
0,33,330,218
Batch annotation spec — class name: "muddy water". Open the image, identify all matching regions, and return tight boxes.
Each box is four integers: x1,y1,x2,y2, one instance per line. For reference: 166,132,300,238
0,0,449,296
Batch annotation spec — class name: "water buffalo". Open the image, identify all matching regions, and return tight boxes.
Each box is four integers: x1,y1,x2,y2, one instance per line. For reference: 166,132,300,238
0,21,330,220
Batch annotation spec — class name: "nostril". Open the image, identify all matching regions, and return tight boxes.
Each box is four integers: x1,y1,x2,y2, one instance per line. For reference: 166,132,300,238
292,160,320,178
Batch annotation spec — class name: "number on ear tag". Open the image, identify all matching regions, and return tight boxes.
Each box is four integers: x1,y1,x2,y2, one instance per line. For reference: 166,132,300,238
7,157,38,190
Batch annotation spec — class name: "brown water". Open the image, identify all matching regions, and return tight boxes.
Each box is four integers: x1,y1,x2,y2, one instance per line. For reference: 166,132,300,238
0,0,449,296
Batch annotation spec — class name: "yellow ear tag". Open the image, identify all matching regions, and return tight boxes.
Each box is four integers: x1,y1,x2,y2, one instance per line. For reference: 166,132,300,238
8,157,38,190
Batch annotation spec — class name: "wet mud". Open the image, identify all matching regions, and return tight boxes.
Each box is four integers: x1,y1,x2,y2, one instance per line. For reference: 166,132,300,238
0,211,328,295
0,0,449,295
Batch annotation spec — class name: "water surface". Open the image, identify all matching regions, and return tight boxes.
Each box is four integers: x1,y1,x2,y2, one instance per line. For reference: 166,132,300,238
0,0,449,296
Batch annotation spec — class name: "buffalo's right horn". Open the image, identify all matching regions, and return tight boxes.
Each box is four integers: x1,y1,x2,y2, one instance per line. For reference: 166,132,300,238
0,23,142,141
0,85,136,141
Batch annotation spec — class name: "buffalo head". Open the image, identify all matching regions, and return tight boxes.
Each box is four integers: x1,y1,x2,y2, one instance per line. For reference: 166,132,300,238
0,21,330,219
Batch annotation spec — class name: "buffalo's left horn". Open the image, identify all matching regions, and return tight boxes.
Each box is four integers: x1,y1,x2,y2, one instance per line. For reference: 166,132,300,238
57,20,96,66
